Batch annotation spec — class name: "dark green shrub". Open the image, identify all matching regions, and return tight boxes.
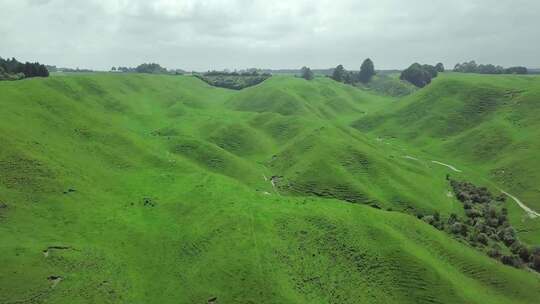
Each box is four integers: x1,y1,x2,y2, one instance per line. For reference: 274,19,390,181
448,213,458,225
422,215,435,225
487,246,501,258
501,255,521,268
450,222,467,236
518,246,531,263
532,252,540,272
476,233,489,245
499,227,516,246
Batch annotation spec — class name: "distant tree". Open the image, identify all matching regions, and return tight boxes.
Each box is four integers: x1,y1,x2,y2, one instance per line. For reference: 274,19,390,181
0,65,7,80
505,66,528,74
359,58,375,83
453,61,526,75
300,66,314,80
343,71,354,84
135,63,167,74
476,64,503,74
400,63,434,88
37,64,49,77
45,65,57,73
0,57,48,79
422,64,438,78
111,67,117,71
332,64,345,82
435,63,445,73
454,61,478,73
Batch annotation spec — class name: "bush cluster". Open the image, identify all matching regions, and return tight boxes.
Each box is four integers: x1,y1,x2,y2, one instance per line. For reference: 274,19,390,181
400,63,443,88
451,180,494,204
418,179,540,272
195,71,271,90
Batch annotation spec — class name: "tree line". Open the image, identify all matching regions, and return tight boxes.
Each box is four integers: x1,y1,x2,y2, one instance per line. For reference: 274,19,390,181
0,57,49,80
111,63,184,75
454,61,527,75
300,58,376,85
46,66,94,73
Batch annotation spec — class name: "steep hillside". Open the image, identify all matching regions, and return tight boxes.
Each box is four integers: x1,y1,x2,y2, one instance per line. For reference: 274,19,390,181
356,73,418,97
1,73,539,303
353,73,540,242
226,76,392,119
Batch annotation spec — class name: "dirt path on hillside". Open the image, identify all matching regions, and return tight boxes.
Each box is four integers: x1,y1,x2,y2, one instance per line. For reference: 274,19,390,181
500,190,540,219
431,161,462,172
401,154,540,219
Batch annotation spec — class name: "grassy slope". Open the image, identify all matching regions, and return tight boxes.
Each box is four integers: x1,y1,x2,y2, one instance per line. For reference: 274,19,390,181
0,73,539,303
356,73,418,97
353,72,540,243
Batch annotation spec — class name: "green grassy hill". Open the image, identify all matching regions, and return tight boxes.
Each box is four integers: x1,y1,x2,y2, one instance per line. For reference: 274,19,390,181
356,73,418,97
353,73,540,243
1,73,539,303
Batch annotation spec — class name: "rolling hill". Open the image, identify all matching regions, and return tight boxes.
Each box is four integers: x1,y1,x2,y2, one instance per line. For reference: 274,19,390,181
1,73,539,303
353,73,540,243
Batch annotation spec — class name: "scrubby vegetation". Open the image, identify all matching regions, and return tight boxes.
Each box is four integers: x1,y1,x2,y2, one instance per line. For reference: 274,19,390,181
0,57,49,80
419,179,540,272
454,61,528,74
194,70,272,90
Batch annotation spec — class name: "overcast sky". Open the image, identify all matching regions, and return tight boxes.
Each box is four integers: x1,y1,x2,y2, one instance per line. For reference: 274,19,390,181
1,0,539,71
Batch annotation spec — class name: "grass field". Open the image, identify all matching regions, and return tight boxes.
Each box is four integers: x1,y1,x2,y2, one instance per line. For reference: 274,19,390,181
1,73,539,303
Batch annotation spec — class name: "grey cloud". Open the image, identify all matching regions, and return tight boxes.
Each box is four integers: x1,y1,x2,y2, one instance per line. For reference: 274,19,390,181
1,0,538,70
